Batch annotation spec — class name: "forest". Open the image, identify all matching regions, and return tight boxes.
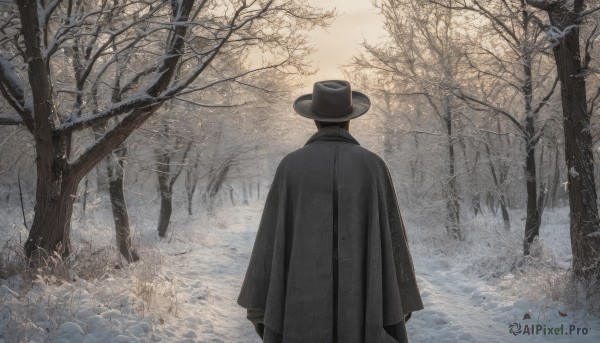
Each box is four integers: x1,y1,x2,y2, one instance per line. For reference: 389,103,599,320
1,0,600,342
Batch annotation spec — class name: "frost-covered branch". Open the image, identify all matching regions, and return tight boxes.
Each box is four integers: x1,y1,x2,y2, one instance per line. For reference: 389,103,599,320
452,89,526,134
532,76,559,115
0,61,31,132
0,54,29,116
70,0,196,177
0,114,23,126
162,0,276,97
58,92,156,133
174,97,248,108
429,0,521,44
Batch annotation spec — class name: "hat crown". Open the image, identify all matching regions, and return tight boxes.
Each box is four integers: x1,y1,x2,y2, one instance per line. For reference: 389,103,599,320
310,80,353,118
292,79,370,122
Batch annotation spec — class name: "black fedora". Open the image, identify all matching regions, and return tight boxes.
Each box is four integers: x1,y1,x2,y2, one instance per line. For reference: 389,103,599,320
293,80,371,122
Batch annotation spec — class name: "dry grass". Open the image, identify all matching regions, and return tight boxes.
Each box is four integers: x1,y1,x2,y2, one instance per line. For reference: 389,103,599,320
0,234,173,342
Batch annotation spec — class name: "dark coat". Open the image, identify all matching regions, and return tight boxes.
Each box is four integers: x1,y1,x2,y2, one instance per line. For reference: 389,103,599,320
237,126,424,342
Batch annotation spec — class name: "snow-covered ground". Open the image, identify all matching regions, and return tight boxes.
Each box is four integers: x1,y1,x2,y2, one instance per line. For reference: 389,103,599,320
1,202,600,342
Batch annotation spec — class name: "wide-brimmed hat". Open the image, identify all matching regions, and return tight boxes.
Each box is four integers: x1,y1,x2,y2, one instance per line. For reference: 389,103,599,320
293,80,370,122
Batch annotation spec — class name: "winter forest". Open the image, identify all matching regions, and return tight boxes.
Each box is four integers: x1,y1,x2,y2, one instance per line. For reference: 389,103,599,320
1,0,600,342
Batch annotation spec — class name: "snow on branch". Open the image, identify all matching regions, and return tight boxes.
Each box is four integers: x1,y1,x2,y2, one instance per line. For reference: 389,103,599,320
158,0,276,97
452,88,527,134
545,25,578,48
0,114,23,126
58,92,155,134
0,55,27,112
0,55,33,131
37,0,63,27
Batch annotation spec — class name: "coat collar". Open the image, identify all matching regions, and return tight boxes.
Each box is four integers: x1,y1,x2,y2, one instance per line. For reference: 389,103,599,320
305,126,360,146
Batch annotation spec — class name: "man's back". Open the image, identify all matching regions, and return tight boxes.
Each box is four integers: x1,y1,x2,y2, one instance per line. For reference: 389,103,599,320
238,126,424,343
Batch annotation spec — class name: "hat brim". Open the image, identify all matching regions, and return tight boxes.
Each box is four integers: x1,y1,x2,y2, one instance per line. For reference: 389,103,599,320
293,91,371,122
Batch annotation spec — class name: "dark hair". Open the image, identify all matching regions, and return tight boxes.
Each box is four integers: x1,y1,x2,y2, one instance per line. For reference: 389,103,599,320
315,120,350,129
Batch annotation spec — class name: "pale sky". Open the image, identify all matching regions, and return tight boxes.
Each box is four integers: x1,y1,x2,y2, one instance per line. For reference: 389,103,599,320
300,0,386,93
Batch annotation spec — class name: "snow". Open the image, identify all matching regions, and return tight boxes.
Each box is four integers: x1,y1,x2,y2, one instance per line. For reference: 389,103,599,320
0,56,26,100
544,25,578,48
569,166,579,178
588,231,600,238
1,202,600,342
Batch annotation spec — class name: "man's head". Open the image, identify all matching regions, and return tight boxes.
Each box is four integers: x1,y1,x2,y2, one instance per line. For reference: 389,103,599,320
315,120,350,131
293,80,370,124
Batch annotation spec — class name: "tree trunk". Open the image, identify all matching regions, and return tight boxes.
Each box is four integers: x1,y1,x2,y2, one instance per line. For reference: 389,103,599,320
484,139,510,231
185,152,199,216
18,0,76,261
549,145,560,209
15,0,196,260
546,6,600,277
243,181,248,205
459,133,480,216
522,38,542,256
156,152,172,238
82,176,89,216
523,141,540,255
26,167,78,261
186,166,198,216
443,95,461,239
157,189,173,238
107,147,139,262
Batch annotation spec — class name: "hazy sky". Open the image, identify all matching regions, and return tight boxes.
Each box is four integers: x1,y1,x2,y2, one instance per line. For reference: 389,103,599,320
300,0,386,93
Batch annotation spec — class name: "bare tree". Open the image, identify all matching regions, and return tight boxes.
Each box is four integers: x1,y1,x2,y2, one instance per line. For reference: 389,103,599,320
354,0,471,239
0,0,332,262
430,0,559,255
523,0,600,278
155,135,192,238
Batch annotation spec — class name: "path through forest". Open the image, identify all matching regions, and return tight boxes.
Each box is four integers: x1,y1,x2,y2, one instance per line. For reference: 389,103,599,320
152,204,600,343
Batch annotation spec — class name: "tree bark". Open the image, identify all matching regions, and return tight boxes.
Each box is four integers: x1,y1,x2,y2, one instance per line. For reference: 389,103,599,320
14,0,196,261
106,147,139,262
539,2,600,277
156,152,172,238
82,176,89,216
523,140,540,255
484,138,511,231
521,27,542,256
549,145,561,208
522,71,541,254
17,0,74,261
443,95,461,239
26,168,78,260
157,189,173,238
186,169,197,216
185,152,200,216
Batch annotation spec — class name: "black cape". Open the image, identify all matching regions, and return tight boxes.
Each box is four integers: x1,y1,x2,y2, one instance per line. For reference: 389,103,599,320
237,127,424,342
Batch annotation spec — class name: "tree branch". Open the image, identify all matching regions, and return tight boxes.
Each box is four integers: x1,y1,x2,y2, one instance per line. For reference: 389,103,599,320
525,0,561,11
0,54,34,131
580,5,600,17
70,0,196,178
0,114,24,126
453,88,526,134
58,92,157,133
532,75,559,115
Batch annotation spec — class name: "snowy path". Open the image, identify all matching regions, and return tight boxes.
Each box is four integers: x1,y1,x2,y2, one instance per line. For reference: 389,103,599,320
153,205,600,343
152,207,261,342
408,256,600,343
408,257,509,342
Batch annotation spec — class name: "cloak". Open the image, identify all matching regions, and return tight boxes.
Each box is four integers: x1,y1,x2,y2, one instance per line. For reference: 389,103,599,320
237,126,424,342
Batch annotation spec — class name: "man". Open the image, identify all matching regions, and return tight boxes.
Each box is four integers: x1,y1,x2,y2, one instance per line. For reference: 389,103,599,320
237,80,424,342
